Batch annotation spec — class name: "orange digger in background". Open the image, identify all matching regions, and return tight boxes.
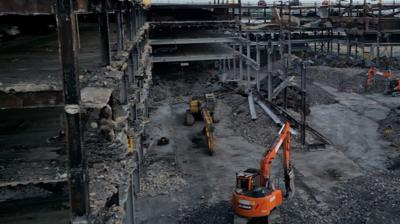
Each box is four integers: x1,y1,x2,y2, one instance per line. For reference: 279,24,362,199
367,66,393,88
232,122,294,223
367,66,400,97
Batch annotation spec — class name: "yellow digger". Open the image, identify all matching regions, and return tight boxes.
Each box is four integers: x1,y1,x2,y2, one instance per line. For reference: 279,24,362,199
185,93,217,155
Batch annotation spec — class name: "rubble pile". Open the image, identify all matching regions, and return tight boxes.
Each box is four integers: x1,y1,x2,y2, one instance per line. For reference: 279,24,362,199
150,68,221,106
312,54,365,68
331,170,400,224
379,107,400,170
307,66,368,93
220,94,279,147
280,170,400,224
139,153,188,197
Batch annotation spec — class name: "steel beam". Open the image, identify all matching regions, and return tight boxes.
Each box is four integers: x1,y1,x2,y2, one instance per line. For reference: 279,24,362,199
300,63,306,146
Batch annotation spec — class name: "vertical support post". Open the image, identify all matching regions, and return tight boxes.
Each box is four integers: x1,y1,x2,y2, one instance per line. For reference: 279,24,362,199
121,71,129,105
377,2,382,68
116,1,124,51
223,59,226,73
126,3,132,41
133,5,137,38
246,34,251,89
128,52,134,83
321,30,324,53
238,0,242,33
389,35,393,62
56,0,89,221
239,43,243,80
337,32,340,55
288,32,292,69
233,45,237,80
300,62,306,146
99,0,110,66
355,38,358,59
256,36,260,91
376,33,380,68
283,33,287,110
267,40,272,101
263,7,267,23
247,7,250,24
134,7,139,36
314,32,317,53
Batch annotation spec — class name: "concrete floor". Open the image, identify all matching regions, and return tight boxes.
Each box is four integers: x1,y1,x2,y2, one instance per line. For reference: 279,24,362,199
137,66,400,223
136,101,272,224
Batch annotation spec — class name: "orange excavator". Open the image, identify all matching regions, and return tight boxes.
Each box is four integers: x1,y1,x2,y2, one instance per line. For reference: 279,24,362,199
232,122,294,223
367,66,392,87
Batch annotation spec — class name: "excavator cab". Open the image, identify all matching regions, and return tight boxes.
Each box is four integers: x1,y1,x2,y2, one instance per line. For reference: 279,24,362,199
236,169,259,192
235,169,270,199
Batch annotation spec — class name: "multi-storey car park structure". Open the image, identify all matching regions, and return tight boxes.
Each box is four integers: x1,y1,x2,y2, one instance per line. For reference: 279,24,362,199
0,0,400,224
0,0,151,223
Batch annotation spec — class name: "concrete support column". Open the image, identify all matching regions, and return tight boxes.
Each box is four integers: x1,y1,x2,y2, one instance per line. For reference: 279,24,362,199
116,1,124,51
99,0,110,66
125,3,133,41
56,0,89,221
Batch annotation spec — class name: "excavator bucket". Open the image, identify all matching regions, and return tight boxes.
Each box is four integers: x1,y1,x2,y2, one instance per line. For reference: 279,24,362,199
284,164,295,198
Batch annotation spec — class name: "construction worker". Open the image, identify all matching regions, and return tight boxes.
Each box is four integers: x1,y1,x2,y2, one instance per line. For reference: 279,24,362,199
395,80,400,92
383,66,392,78
367,65,376,87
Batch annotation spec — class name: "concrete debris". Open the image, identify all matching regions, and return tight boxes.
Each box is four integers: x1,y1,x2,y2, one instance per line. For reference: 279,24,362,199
280,170,400,224
178,201,233,224
247,92,257,120
255,99,282,125
139,154,188,197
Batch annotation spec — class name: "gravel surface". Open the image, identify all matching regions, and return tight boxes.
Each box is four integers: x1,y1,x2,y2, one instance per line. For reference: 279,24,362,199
280,170,400,224
141,66,400,224
178,201,234,224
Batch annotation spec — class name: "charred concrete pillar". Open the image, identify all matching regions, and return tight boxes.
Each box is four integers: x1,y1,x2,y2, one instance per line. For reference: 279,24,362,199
125,3,133,41
116,1,124,51
128,52,135,83
99,0,110,66
131,6,136,40
56,0,89,221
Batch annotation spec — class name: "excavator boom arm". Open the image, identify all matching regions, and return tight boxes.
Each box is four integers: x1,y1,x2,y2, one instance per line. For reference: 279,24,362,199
259,122,294,196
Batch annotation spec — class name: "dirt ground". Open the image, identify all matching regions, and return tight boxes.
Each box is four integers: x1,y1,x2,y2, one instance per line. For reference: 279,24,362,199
136,65,400,224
